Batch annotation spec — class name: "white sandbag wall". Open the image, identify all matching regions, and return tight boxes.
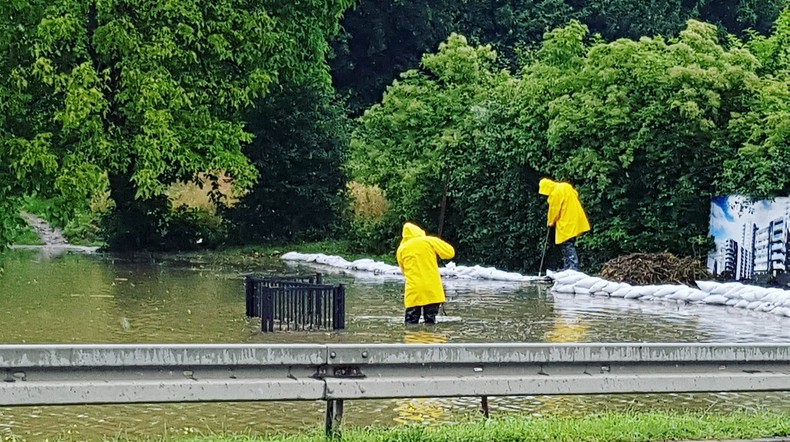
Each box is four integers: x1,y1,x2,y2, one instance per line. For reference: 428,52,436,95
548,269,790,318
281,252,545,282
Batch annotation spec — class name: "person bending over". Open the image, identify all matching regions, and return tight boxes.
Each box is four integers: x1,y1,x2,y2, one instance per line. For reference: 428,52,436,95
396,222,455,324
538,178,591,271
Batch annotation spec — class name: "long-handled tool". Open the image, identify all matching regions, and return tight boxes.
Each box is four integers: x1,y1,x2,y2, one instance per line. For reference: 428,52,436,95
538,226,550,277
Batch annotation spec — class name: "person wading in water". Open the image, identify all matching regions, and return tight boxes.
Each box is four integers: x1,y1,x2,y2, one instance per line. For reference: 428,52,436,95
396,222,455,324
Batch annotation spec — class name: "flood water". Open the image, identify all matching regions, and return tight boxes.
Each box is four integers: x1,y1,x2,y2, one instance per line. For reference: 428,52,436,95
1,248,789,440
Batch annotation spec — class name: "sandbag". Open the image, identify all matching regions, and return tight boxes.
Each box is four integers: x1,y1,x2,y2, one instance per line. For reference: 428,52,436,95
695,281,720,293
687,290,707,302
574,287,591,296
574,277,602,290
734,288,756,302
589,280,610,293
610,285,633,298
601,282,622,294
725,299,739,306
667,287,693,301
554,285,576,294
735,300,750,308
711,282,741,296
757,302,774,312
747,301,761,310
624,288,644,299
553,271,587,285
703,294,728,305
653,285,677,298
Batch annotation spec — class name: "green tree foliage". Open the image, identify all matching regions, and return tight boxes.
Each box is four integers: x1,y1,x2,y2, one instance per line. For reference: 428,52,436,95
332,0,785,113
352,16,787,271
0,0,351,250
330,0,458,113
722,7,790,196
530,20,762,264
226,83,350,243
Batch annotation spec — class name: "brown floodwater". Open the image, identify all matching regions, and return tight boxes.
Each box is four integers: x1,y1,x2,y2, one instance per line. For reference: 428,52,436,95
1,248,788,440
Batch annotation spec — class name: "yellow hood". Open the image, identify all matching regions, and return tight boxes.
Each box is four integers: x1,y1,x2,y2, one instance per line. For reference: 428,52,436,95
539,178,591,244
538,178,556,196
401,222,426,243
396,222,455,308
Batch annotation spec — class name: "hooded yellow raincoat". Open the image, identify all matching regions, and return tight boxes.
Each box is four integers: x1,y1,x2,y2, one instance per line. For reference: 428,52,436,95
396,223,455,308
538,178,591,245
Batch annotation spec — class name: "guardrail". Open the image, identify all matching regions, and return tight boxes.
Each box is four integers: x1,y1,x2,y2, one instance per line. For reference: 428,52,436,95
2,343,789,435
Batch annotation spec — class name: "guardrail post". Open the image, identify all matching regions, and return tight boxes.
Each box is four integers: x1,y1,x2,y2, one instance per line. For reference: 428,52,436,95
481,396,490,418
325,399,344,437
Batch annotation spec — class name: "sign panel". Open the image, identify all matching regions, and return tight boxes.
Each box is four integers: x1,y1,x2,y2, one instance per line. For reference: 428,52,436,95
708,196,790,280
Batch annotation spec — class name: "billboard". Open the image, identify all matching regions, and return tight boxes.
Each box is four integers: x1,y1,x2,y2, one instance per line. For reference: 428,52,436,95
708,196,790,280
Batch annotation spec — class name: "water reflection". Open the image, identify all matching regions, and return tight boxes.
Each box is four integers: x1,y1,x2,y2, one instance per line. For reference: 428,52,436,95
394,329,451,425
1,249,789,440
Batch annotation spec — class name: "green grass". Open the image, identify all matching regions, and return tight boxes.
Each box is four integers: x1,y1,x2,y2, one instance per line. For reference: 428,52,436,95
58,410,790,442
8,225,44,245
19,196,106,247
230,240,398,265
21,196,57,217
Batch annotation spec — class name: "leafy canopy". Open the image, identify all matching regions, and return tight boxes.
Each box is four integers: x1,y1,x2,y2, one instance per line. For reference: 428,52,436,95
352,13,788,271
0,0,352,249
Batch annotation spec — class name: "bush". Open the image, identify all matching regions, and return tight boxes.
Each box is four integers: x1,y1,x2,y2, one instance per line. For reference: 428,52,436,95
226,83,350,244
350,18,786,272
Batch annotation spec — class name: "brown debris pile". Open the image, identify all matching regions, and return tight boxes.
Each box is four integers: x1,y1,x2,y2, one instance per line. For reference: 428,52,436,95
599,253,711,287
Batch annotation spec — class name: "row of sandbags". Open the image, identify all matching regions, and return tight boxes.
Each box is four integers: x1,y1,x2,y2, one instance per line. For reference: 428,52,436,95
547,269,790,318
281,252,545,282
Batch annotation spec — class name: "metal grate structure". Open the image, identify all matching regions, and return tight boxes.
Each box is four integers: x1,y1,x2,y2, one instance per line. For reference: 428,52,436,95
244,273,345,332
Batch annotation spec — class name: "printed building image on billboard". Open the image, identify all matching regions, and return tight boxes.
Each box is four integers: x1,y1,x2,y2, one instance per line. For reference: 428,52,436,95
708,196,790,281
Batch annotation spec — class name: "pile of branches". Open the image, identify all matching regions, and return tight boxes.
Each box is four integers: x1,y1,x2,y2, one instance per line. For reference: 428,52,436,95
599,253,711,287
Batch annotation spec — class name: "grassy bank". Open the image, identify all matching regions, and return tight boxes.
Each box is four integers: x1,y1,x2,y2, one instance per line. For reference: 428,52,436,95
8,225,44,246
123,411,790,442
228,240,397,266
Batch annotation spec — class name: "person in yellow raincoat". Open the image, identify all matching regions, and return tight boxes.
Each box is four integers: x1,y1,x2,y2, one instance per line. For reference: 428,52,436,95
396,222,455,324
538,178,591,271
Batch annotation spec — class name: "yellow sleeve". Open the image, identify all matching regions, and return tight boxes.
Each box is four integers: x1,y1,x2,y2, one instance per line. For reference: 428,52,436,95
547,190,563,226
428,237,455,260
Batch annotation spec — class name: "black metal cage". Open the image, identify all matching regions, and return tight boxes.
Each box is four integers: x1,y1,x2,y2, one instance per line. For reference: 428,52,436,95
244,274,345,332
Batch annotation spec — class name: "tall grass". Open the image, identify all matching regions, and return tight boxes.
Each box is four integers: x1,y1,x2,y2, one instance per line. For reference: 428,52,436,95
169,173,238,212
99,411,790,442
348,182,389,221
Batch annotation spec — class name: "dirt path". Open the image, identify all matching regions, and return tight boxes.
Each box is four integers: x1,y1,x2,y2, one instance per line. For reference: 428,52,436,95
20,212,68,246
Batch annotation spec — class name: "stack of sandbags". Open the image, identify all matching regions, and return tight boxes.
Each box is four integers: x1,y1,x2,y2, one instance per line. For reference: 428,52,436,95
548,269,790,318
281,252,544,282
696,281,790,317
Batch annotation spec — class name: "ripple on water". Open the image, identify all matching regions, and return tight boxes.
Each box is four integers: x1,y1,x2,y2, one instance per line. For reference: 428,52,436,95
1,250,789,440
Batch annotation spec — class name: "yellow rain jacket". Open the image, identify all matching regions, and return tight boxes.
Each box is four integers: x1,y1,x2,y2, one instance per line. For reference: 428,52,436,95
538,178,591,245
396,223,455,308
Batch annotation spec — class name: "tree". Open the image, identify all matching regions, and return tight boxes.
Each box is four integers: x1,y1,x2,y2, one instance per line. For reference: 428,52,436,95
226,83,350,243
332,0,785,115
529,20,763,265
456,0,576,65
0,0,351,250
330,0,458,113
352,18,781,271
351,34,511,234
721,7,790,196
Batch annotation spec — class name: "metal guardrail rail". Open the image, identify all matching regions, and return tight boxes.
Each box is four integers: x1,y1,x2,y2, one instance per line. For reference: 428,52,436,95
2,343,789,434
